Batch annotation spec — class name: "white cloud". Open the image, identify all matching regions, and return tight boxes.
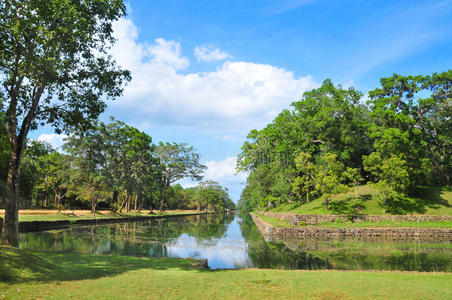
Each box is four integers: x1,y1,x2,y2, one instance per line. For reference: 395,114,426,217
194,44,232,62
37,133,67,149
204,156,247,183
149,38,190,70
109,18,318,135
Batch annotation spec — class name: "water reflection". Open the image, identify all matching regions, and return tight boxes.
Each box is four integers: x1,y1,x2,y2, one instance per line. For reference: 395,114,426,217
19,213,452,271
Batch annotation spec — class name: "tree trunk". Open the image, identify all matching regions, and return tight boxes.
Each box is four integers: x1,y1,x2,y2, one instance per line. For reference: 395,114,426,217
159,199,165,212
126,193,131,212
137,190,142,212
119,195,126,213
134,193,138,211
2,150,21,246
112,190,119,212
91,198,96,218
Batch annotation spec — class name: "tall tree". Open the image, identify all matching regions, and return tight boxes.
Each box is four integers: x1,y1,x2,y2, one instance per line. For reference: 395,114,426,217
64,127,106,216
0,0,130,245
292,152,316,204
363,153,409,214
155,142,206,211
238,79,370,211
368,71,451,188
314,153,347,211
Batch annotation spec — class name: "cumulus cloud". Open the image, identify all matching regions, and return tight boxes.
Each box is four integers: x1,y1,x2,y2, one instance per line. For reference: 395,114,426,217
109,18,318,135
149,38,190,70
37,133,67,149
204,156,247,183
194,44,232,62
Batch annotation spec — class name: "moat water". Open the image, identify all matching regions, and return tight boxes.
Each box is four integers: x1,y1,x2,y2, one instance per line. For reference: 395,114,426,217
19,213,452,271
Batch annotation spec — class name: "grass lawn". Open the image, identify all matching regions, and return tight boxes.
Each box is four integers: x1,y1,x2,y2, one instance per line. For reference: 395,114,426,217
0,210,203,222
0,246,451,300
271,185,452,216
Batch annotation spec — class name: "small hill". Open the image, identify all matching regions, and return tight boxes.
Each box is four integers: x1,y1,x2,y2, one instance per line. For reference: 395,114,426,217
271,185,452,215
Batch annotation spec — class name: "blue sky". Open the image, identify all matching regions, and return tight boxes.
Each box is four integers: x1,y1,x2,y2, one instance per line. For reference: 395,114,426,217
35,0,452,202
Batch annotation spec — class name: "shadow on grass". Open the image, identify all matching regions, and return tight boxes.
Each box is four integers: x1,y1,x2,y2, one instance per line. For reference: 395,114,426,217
328,186,451,215
388,187,451,215
328,194,373,215
0,246,203,284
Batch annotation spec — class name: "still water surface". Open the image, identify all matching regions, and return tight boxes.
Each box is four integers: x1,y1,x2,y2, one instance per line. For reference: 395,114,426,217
19,213,451,271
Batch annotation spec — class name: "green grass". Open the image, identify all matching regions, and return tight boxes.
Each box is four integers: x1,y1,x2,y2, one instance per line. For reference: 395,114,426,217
258,214,295,228
0,246,451,299
256,214,452,228
271,185,452,216
313,220,452,228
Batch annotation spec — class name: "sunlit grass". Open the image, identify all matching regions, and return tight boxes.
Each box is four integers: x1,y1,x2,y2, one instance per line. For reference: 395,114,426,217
0,246,451,299
272,185,452,216
256,213,452,228
313,220,452,228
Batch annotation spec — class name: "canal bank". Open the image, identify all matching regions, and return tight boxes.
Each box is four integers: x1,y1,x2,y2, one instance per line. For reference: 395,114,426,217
0,211,214,234
251,212,452,239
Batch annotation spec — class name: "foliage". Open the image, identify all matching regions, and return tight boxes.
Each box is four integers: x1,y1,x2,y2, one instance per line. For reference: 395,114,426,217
292,152,315,204
155,142,207,211
0,120,232,214
239,71,452,214
313,153,347,210
238,79,371,211
0,0,131,245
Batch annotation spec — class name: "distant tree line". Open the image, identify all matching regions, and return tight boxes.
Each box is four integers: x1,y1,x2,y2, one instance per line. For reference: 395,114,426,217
0,118,235,214
237,71,451,213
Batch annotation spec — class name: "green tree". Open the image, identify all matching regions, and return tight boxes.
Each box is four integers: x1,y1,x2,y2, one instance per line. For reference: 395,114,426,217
314,153,347,211
155,142,206,211
368,71,451,188
18,140,52,208
64,127,106,217
95,119,157,212
188,180,234,212
344,167,363,206
238,79,369,211
292,152,316,204
35,151,71,211
363,152,409,214
0,0,130,246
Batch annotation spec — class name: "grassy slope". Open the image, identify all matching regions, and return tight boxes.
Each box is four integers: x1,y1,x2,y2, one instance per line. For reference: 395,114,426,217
272,185,452,215
0,246,451,300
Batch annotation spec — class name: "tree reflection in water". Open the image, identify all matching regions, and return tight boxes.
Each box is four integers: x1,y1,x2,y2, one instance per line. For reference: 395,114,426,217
19,213,451,271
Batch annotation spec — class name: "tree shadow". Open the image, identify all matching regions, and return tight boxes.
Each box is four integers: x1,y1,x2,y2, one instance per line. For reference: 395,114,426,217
0,246,204,283
329,193,373,215
387,187,451,215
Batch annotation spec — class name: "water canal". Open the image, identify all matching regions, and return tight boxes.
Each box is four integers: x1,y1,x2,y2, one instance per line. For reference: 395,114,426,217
19,213,452,271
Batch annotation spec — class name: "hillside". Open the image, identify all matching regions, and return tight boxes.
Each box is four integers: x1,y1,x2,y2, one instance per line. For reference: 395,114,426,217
271,185,452,215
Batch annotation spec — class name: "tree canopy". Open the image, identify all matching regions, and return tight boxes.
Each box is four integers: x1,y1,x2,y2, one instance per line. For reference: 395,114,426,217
238,71,451,214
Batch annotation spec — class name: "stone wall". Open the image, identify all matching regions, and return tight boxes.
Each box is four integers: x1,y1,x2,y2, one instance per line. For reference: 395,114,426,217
251,213,452,239
262,212,452,225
